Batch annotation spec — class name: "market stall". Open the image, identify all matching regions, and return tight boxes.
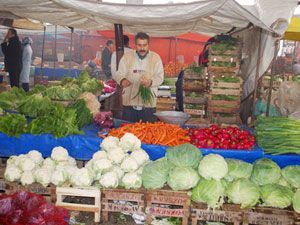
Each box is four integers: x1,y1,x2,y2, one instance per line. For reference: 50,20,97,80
0,0,299,224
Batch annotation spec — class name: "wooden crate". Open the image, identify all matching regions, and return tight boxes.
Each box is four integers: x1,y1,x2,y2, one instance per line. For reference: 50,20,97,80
295,211,300,225
184,108,205,117
262,79,281,89
156,97,176,112
5,181,19,195
56,186,101,223
0,166,5,194
101,188,145,221
208,79,242,125
185,118,210,127
183,95,207,105
0,82,11,93
191,202,243,225
146,188,191,225
208,44,241,75
242,207,295,225
209,48,240,56
17,182,56,203
183,78,207,93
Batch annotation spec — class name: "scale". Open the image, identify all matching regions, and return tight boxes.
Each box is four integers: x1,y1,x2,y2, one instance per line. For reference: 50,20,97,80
157,85,171,97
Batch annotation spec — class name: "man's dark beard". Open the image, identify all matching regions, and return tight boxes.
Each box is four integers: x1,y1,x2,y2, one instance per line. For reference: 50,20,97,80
136,50,149,60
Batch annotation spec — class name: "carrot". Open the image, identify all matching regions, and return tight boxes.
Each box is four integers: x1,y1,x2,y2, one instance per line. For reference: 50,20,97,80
108,122,190,147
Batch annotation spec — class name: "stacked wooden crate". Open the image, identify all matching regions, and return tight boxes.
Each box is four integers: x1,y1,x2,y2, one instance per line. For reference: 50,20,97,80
183,66,207,125
207,40,242,125
156,97,176,112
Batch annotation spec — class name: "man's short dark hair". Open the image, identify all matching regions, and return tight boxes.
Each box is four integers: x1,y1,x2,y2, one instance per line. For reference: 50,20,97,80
135,32,149,44
123,35,129,46
106,40,113,46
9,28,17,36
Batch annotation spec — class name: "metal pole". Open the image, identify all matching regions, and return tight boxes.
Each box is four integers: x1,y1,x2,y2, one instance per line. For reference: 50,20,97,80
111,24,124,119
266,40,279,117
251,28,263,120
174,37,177,76
40,26,46,76
54,25,57,79
114,24,124,70
69,27,74,75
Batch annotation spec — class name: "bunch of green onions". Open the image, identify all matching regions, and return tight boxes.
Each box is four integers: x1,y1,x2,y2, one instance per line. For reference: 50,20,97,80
133,85,155,105
255,117,300,155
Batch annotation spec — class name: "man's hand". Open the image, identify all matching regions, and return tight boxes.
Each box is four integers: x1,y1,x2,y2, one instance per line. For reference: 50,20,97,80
121,78,132,88
140,76,152,88
4,32,10,42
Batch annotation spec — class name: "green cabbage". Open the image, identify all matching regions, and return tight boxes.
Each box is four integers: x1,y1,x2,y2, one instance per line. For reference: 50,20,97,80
293,189,300,213
167,166,200,191
166,143,202,168
142,158,170,189
226,178,260,208
250,158,281,186
260,184,293,208
192,178,225,208
278,176,291,188
198,154,228,180
281,166,300,189
225,159,253,182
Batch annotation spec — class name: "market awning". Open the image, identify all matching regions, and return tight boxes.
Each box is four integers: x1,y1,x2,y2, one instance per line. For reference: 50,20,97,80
283,17,300,41
0,18,44,30
0,0,297,36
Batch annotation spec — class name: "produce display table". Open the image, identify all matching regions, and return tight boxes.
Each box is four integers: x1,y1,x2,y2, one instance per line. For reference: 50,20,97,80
0,125,298,167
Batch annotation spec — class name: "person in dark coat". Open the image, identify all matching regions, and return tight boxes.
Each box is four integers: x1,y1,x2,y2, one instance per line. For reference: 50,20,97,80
1,28,22,88
101,40,114,80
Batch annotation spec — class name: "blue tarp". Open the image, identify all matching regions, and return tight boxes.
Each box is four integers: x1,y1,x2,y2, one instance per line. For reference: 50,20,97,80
0,125,298,167
265,154,300,168
0,124,262,163
34,67,82,79
0,125,101,160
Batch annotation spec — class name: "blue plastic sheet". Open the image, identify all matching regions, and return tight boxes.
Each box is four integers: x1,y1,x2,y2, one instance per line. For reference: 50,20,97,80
0,124,101,160
34,67,82,79
265,154,300,168
0,124,298,167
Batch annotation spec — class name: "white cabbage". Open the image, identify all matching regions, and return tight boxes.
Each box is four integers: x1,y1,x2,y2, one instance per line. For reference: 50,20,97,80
51,146,69,161
92,151,108,160
100,136,120,151
34,168,51,187
122,172,142,189
28,150,44,165
70,168,93,187
131,149,149,167
120,133,141,152
100,171,119,188
121,156,139,172
19,157,36,171
4,165,22,182
20,171,35,186
107,147,126,164
93,158,112,172
51,169,67,186
111,165,125,180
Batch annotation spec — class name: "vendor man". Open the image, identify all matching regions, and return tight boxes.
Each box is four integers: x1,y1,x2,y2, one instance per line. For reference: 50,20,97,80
114,32,164,122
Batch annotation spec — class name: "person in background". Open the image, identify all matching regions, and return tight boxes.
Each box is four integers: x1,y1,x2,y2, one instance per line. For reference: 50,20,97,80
110,35,133,119
114,32,164,122
20,37,33,92
1,28,22,87
111,35,132,78
101,40,114,80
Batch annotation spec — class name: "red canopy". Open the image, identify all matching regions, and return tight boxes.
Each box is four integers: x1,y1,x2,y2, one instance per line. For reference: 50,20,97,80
97,30,210,65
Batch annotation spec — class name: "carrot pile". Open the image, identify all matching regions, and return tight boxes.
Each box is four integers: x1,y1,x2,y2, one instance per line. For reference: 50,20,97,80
108,122,190,146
